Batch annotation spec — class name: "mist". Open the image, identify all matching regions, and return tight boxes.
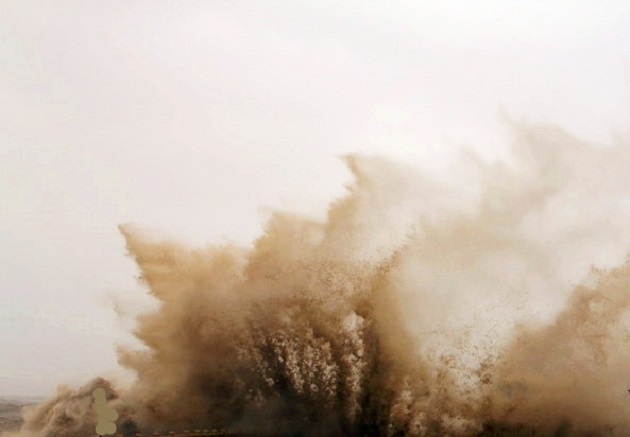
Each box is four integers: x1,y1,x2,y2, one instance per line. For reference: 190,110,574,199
9,119,630,436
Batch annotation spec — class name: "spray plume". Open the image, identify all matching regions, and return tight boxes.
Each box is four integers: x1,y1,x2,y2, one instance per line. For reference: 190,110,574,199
10,120,630,436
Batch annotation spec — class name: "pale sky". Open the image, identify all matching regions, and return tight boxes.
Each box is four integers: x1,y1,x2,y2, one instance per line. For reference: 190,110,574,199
1,1,630,396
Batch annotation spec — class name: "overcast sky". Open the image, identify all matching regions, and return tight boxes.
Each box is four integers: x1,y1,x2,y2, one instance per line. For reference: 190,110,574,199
1,1,630,396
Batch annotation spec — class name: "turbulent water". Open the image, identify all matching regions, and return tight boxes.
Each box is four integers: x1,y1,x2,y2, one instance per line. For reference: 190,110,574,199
11,121,630,436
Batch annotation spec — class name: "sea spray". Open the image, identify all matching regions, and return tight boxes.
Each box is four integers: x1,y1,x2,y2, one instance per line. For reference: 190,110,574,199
12,121,630,436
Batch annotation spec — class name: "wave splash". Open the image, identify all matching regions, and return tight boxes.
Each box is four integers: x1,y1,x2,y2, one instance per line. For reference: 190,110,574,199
12,121,630,436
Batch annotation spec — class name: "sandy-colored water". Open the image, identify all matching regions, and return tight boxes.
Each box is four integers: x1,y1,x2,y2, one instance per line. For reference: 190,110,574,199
11,121,630,436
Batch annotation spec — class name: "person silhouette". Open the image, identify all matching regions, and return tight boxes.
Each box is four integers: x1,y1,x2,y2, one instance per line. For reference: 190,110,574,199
92,388,118,436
